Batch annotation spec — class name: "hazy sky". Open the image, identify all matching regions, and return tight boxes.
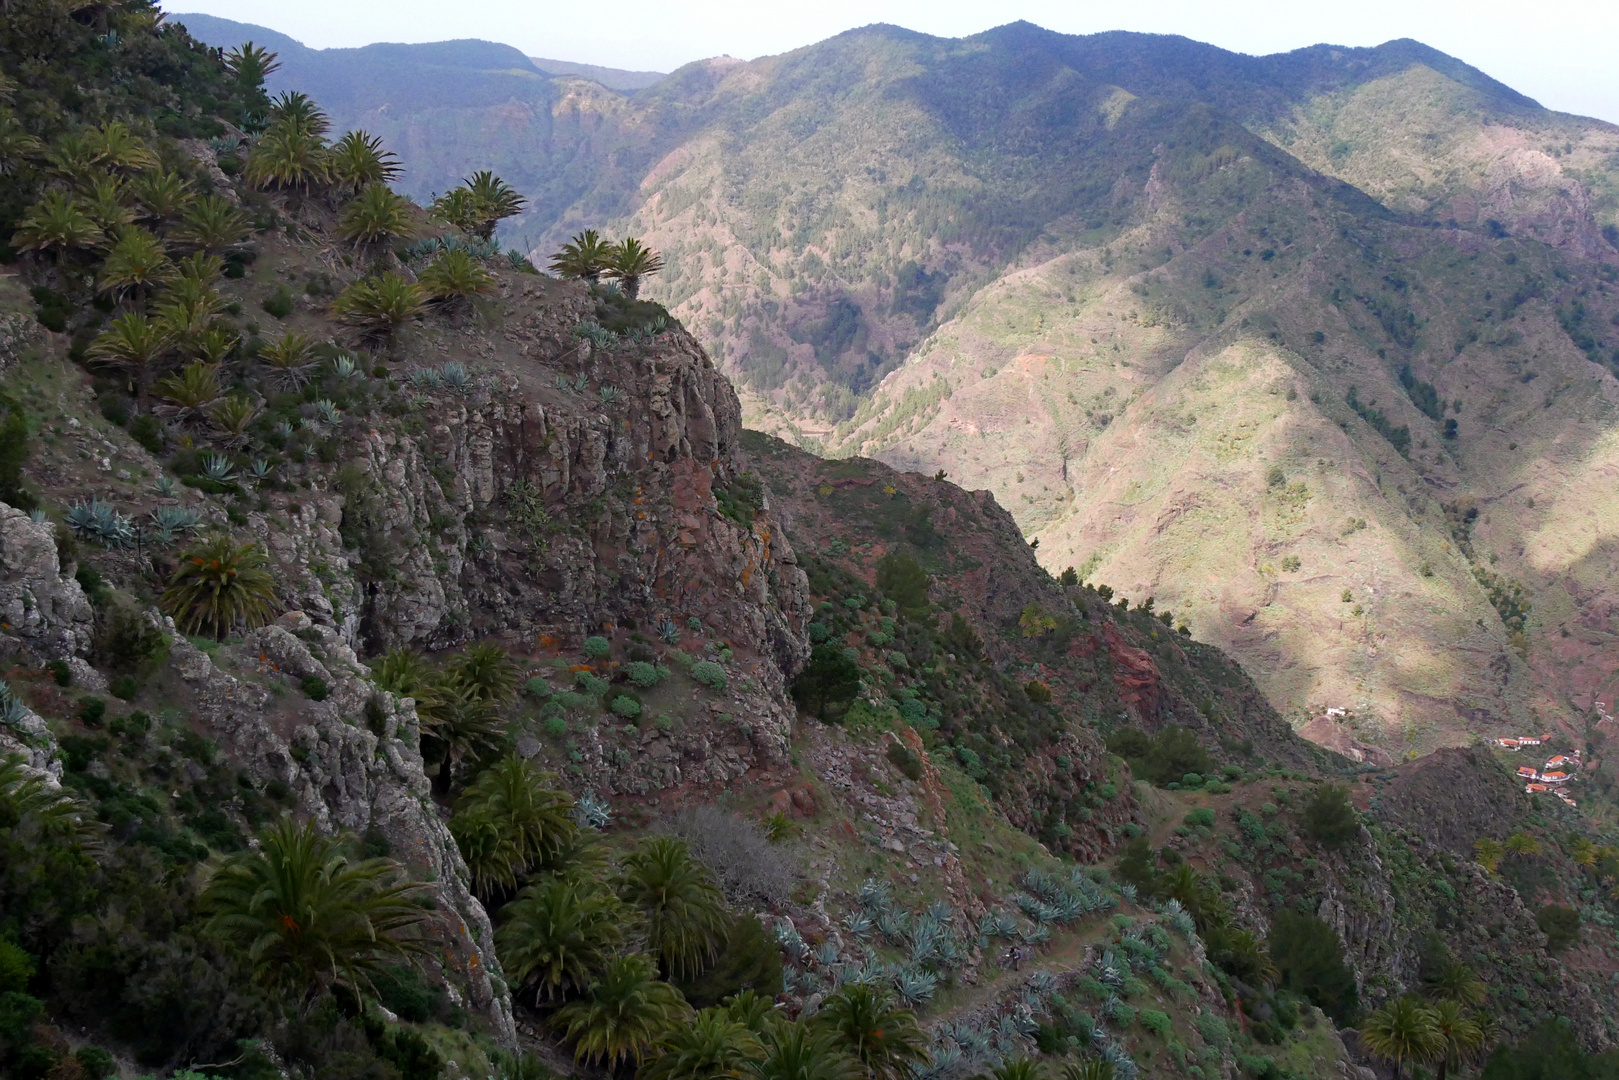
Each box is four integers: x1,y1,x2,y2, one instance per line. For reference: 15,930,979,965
172,0,1619,124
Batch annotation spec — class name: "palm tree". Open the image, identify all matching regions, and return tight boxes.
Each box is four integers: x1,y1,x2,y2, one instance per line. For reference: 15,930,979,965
267,91,331,137
257,330,318,389
552,952,690,1069
419,248,496,311
447,643,520,705
11,191,102,263
172,195,251,253
191,326,241,365
450,809,527,899
1427,999,1486,1080
1473,837,1503,873
608,238,665,300
1423,959,1487,1007
0,111,43,177
1358,997,1444,1080
201,814,428,1005
372,647,438,699
0,752,103,850
224,41,281,87
640,1008,763,1080
984,1058,1045,1080
429,188,482,236
463,170,526,239
246,124,329,192
454,754,575,873
48,131,104,182
497,875,630,1001
812,985,928,1080
160,534,279,638
420,677,504,795
209,395,262,447
154,361,222,424
549,229,613,283
85,121,158,173
132,169,196,222
1504,832,1541,857
79,174,136,232
338,183,417,254
329,131,402,191
753,1022,858,1080
616,836,729,979
87,312,174,410
98,226,173,305
1059,1063,1114,1080
331,273,426,351
723,989,780,1035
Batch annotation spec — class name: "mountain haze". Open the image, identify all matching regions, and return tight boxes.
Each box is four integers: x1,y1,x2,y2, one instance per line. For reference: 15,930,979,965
172,13,1619,751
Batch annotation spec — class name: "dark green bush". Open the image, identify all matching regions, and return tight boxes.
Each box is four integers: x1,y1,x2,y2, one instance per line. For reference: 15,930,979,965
262,285,295,319
1107,725,1212,785
1300,784,1360,849
1536,904,1580,953
128,414,165,453
875,551,929,615
790,643,860,721
46,660,70,687
110,675,139,701
78,697,106,727
300,675,329,701
672,913,782,1009
887,741,923,781
1268,910,1359,1024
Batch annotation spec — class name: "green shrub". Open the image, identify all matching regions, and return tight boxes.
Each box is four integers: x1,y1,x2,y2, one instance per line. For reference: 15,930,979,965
1106,725,1211,785
79,697,106,727
583,636,611,659
1269,910,1359,1024
109,674,139,700
1185,808,1216,828
876,551,929,615
1536,905,1580,952
624,661,666,688
524,675,552,698
886,741,923,781
543,715,568,738
610,695,642,719
262,285,295,318
791,642,860,721
574,672,609,697
301,675,329,701
0,941,36,993
1181,772,1203,787
1139,1009,1172,1035
46,660,71,687
691,660,727,690
75,1046,116,1080
1300,784,1360,849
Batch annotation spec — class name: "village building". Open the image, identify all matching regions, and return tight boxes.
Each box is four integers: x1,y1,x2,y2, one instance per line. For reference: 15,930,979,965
1517,766,1540,780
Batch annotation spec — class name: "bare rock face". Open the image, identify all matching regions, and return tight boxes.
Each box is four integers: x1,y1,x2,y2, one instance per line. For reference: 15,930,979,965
0,502,95,664
162,610,515,1042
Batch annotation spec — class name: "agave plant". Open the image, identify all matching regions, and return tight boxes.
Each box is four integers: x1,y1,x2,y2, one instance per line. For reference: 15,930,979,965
572,790,611,830
813,941,841,968
438,362,471,391
843,911,874,940
857,878,894,914
311,399,343,426
328,353,359,379
247,459,272,481
64,499,134,548
893,966,938,1007
273,419,295,438
875,909,910,945
0,681,30,727
200,453,238,483
598,385,621,404
154,474,176,496
148,505,204,544
410,368,442,389
506,249,537,273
